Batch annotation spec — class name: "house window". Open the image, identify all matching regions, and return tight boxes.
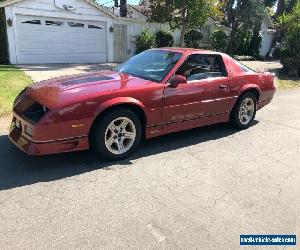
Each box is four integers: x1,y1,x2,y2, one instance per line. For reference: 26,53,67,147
88,24,102,29
45,21,64,26
22,20,41,25
68,22,84,28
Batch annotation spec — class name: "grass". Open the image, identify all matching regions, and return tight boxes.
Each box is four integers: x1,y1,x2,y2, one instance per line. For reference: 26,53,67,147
0,65,33,116
276,78,300,89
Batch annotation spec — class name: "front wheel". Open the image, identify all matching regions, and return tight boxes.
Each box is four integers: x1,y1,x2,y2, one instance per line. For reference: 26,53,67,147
230,92,257,129
90,109,142,161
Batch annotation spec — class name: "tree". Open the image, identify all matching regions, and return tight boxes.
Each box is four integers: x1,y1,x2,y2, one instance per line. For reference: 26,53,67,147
276,0,298,16
276,0,285,16
249,25,262,57
278,0,300,75
149,0,213,47
223,0,265,54
278,0,300,56
264,0,277,7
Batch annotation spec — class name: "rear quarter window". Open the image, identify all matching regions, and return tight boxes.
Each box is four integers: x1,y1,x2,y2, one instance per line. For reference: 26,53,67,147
234,60,255,73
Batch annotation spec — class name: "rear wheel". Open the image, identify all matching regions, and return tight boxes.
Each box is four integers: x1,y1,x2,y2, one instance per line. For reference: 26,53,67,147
230,92,257,129
90,109,142,161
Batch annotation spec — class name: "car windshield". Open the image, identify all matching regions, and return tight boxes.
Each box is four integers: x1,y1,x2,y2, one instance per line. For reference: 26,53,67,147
115,50,182,82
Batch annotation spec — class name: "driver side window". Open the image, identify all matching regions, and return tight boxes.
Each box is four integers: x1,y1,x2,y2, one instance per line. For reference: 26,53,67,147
175,54,227,82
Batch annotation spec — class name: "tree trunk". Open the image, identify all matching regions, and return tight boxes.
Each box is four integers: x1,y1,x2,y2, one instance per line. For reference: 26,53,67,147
226,28,236,54
179,7,188,47
179,24,187,47
226,20,239,54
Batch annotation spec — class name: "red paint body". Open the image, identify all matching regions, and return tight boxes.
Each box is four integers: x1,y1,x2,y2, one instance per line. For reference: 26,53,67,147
9,48,276,155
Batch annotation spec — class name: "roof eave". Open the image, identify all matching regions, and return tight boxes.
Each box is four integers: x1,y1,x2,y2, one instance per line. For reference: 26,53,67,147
0,0,117,18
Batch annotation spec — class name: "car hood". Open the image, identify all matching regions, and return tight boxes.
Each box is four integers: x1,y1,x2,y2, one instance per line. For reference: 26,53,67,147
26,71,154,109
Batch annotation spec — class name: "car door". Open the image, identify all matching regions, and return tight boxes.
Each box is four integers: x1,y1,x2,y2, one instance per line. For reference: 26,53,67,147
162,54,232,132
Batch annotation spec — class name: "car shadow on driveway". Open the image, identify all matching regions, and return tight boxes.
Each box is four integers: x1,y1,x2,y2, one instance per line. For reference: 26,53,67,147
0,121,258,191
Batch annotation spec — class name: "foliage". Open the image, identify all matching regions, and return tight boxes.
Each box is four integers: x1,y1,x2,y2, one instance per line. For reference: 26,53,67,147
0,65,33,116
284,1,300,56
276,0,298,15
135,29,155,54
184,30,203,48
223,0,265,54
212,0,227,22
155,30,174,47
248,26,262,57
226,26,262,57
210,30,228,52
149,0,214,46
277,0,300,74
273,46,290,58
285,0,299,13
230,30,252,55
281,57,300,76
232,55,258,61
263,0,277,7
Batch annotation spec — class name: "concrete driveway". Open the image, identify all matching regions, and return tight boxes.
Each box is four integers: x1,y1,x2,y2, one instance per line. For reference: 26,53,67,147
18,61,282,83
18,63,118,82
0,88,299,249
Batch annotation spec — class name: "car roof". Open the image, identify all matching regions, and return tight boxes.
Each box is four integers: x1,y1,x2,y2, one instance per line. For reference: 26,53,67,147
151,47,220,55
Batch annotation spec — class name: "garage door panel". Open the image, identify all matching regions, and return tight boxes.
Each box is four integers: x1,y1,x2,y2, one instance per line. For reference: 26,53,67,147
67,33,105,40
20,35,66,42
16,15,107,64
19,40,67,49
18,49,46,55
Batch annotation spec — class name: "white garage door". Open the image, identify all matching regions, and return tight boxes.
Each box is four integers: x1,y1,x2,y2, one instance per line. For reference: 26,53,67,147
16,15,107,64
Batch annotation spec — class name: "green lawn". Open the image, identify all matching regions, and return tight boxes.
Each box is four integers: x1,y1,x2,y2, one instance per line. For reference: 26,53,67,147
0,65,33,116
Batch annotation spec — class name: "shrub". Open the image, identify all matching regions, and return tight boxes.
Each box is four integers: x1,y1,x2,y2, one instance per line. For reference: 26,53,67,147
277,1,300,75
211,30,228,52
229,29,262,57
232,30,252,55
156,30,174,47
272,44,291,58
232,55,257,61
135,29,155,54
184,30,203,48
278,1,300,57
281,57,300,76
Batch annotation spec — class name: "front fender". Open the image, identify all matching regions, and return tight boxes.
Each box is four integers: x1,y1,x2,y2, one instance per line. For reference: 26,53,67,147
94,97,146,117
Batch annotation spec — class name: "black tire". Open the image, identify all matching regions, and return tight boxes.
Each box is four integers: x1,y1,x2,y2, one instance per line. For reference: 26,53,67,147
230,92,257,130
90,109,142,161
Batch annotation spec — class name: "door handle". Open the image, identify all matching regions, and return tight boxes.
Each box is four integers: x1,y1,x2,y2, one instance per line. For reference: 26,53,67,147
219,84,228,90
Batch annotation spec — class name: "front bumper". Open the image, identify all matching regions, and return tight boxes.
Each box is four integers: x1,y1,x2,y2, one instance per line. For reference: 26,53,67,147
8,117,89,155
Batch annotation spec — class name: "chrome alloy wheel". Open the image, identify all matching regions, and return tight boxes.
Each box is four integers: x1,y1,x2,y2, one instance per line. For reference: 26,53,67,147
239,98,255,125
104,117,136,155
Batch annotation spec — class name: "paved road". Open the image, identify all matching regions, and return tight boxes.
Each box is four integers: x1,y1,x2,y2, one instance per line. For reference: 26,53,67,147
0,89,299,250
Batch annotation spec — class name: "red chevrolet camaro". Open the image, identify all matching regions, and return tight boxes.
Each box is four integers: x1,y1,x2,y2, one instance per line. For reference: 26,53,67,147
9,48,276,160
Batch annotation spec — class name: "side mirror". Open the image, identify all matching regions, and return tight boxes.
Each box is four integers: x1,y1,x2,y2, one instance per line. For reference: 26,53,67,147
168,75,187,87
